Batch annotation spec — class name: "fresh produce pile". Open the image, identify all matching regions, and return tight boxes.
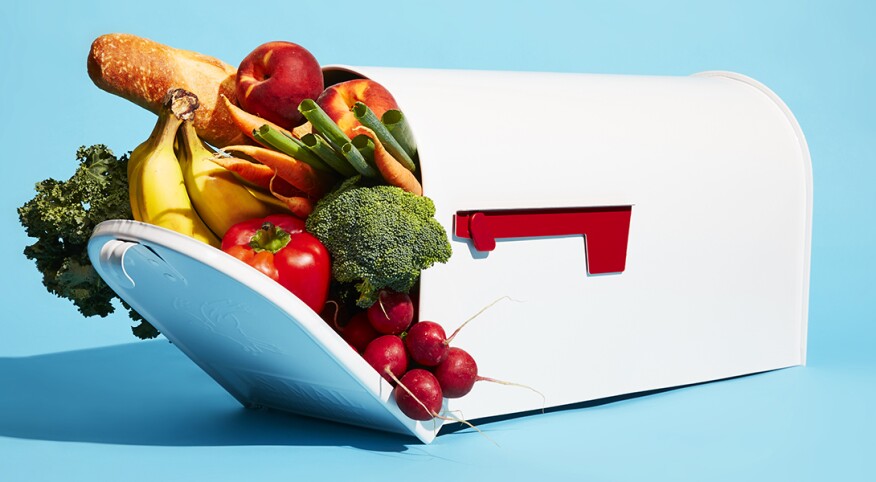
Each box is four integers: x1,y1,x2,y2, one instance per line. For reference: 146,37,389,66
17,34,513,423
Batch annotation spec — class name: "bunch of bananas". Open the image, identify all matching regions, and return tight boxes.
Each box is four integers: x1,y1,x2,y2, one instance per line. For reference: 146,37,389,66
127,89,288,246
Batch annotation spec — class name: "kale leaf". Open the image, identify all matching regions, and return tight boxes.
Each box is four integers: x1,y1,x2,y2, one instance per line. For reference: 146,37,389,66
18,145,158,339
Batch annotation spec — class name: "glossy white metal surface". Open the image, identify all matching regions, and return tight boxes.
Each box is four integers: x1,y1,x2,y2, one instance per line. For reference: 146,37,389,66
347,66,811,420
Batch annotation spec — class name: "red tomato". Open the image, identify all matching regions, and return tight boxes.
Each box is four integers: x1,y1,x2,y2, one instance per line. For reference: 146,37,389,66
222,214,330,313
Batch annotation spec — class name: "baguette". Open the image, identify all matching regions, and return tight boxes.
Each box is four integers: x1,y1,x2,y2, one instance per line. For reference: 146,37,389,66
87,33,246,147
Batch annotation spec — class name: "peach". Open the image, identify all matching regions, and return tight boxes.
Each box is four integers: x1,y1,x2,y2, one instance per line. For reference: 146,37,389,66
236,41,323,129
316,79,400,139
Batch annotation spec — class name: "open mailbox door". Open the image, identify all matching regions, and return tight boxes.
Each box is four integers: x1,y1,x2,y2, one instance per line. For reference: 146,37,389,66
89,220,445,443
89,66,811,440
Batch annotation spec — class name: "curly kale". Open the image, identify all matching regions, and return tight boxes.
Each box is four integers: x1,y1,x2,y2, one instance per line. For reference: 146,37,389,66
306,177,452,307
18,145,158,339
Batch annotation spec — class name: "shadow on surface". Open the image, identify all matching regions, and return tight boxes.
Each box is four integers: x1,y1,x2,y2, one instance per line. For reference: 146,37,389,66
441,367,790,434
441,368,785,435
0,341,411,450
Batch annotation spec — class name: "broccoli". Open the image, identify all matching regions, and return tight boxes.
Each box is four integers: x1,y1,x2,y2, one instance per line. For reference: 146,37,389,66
18,145,158,339
306,177,452,307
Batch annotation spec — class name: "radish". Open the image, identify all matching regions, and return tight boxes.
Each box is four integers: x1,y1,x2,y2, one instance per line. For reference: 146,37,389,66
434,346,545,402
433,347,478,398
404,321,448,366
404,297,513,366
363,335,408,384
340,311,379,353
393,369,443,421
388,368,495,444
367,290,414,335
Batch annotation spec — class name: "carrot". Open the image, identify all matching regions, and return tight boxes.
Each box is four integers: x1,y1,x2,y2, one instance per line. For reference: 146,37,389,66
291,121,313,139
220,94,295,145
269,176,314,218
221,144,331,198
209,155,273,187
352,126,423,196
208,155,303,197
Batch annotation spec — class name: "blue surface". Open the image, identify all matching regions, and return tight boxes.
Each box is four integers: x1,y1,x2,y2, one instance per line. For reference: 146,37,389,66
1,1,874,480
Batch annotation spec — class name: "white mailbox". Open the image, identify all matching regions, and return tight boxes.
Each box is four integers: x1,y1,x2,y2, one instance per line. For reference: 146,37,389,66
89,66,812,443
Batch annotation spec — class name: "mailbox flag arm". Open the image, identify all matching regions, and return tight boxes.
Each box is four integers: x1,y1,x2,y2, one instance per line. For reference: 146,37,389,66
453,206,633,275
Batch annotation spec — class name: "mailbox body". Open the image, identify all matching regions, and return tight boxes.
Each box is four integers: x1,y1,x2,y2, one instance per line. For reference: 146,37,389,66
343,67,812,420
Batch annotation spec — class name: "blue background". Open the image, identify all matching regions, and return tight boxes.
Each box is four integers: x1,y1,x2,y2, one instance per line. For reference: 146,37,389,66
2,1,874,480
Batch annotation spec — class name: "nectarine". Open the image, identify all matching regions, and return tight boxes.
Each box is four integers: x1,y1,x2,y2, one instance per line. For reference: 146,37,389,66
316,79,399,139
236,41,323,129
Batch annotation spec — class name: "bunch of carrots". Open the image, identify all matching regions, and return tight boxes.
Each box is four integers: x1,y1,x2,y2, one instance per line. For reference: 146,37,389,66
214,95,422,217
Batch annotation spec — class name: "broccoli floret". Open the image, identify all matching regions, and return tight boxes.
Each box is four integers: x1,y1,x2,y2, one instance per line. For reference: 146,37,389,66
18,145,158,339
306,177,452,307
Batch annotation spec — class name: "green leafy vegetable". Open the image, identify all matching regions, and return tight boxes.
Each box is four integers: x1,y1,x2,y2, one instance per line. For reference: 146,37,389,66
305,177,452,307
17,145,158,339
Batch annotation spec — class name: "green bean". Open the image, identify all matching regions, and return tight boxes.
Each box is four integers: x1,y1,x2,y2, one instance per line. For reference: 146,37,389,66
300,133,358,177
381,109,418,162
352,102,416,172
252,125,331,173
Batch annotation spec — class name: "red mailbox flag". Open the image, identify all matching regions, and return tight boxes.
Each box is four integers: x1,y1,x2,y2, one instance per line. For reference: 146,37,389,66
454,206,633,275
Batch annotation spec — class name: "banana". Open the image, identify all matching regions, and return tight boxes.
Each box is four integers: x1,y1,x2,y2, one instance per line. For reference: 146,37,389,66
128,89,220,247
176,118,289,239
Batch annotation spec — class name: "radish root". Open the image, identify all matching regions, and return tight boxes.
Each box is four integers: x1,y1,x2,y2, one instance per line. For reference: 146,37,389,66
477,376,547,413
384,368,498,446
323,300,341,331
377,291,390,320
446,296,522,345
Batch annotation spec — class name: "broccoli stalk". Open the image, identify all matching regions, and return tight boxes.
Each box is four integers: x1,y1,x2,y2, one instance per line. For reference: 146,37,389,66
305,177,452,307
18,145,158,339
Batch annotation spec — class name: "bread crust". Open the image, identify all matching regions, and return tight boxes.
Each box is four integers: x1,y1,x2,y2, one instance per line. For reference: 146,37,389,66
87,33,246,147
